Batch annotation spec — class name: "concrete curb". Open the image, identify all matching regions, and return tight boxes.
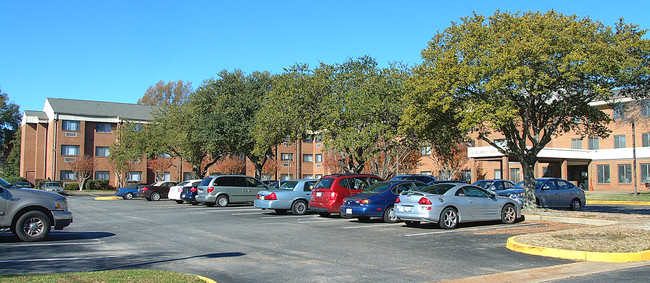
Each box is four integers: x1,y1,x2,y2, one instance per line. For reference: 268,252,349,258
587,200,650,206
196,275,217,283
94,196,121,200
507,236,650,262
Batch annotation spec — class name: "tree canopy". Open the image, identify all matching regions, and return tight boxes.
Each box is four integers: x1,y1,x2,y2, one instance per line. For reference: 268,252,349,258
0,88,21,165
138,80,193,106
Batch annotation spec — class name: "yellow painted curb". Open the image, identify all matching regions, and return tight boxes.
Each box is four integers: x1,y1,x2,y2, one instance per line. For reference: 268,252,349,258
587,200,650,206
507,236,650,263
94,196,121,200
196,275,217,283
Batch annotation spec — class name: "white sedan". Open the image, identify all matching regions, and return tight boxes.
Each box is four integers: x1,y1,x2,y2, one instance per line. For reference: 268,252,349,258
169,179,202,204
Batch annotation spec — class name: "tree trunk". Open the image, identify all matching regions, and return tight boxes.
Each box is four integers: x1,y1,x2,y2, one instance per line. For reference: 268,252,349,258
520,157,537,211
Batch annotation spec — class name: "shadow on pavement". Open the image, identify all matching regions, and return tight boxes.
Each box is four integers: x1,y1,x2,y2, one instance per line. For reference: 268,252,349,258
583,205,650,215
0,231,115,243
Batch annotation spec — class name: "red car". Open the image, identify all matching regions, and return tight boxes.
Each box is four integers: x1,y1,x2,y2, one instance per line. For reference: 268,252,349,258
139,181,178,201
309,174,383,217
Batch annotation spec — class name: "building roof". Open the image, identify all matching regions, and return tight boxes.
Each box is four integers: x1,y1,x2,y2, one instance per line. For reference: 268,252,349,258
45,98,159,121
23,110,48,120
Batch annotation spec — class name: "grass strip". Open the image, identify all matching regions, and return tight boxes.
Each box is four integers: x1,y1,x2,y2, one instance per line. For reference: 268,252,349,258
0,269,206,283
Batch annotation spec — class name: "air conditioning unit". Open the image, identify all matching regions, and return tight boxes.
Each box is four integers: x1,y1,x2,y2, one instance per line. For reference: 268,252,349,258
65,132,77,137
64,157,77,162
316,164,321,168
283,163,291,167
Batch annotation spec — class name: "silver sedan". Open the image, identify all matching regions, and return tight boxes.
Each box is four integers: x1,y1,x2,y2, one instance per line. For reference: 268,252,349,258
394,183,521,229
254,179,318,215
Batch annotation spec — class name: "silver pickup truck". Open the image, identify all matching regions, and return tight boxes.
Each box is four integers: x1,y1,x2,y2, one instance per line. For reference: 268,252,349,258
0,178,73,241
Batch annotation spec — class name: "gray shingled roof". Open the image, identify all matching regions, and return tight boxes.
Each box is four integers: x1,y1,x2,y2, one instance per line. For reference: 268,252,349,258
23,110,48,120
47,98,159,121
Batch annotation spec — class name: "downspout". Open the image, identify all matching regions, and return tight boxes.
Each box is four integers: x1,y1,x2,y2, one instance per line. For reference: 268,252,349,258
52,119,58,180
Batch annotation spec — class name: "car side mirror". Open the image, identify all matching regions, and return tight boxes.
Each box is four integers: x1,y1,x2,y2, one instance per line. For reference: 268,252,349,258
542,186,550,190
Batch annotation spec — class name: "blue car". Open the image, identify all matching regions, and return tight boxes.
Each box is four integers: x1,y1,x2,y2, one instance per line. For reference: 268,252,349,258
340,180,427,223
497,178,586,210
180,182,201,205
115,183,147,200
390,175,438,184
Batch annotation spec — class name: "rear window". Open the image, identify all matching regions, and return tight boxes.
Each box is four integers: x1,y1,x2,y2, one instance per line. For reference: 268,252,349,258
199,177,214,186
314,177,334,189
420,184,456,195
362,182,391,194
279,181,298,190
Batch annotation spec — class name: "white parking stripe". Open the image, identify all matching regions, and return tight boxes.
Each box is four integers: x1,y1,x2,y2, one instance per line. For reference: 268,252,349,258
260,215,317,219
231,212,264,216
343,223,400,229
0,241,102,248
185,208,259,213
404,223,538,237
0,255,118,263
297,219,348,224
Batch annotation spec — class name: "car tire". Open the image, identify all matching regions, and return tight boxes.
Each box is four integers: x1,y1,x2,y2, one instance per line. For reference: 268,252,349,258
291,200,308,215
318,212,331,217
124,192,133,200
14,211,51,242
439,207,458,229
275,209,288,214
190,201,199,205
356,216,371,222
570,199,582,211
501,204,517,224
404,220,420,227
383,206,399,223
151,192,161,201
216,195,229,207
175,200,184,204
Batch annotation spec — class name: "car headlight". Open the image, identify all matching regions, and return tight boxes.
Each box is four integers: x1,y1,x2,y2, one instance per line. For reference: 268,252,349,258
54,199,68,211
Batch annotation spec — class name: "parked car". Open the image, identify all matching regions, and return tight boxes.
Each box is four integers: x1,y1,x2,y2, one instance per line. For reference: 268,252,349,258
394,183,521,229
139,181,178,201
265,180,286,189
181,182,201,205
497,178,586,210
340,180,427,223
169,179,202,204
254,179,318,215
195,175,267,207
472,179,516,192
0,177,73,241
309,174,383,217
390,174,438,184
13,181,34,188
115,183,148,200
41,182,65,194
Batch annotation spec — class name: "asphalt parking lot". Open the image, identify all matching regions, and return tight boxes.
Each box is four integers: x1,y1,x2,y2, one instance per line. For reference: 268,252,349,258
0,196,645,282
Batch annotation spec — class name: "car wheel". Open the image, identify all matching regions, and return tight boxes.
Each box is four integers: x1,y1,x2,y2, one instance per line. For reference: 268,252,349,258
14,211,51,242
291,200,308,215
501,204,517,224
404,220,420,227
356,216,371,222
275,209,288,214
383,206,399,223
318,212,331,217
190,201,199,205
216,195,229,207
151,192,161,201
124,192,133,200
439,207,458,229
570,199,582,211
175,200,184,204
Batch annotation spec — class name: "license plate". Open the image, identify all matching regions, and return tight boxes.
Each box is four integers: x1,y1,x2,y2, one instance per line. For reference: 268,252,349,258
346,208,352,214
405,206,412,212
260,196,265,200
316,192,322,197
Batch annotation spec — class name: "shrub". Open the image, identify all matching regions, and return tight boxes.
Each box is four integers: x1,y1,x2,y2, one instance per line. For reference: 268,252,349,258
85,179,112,190
4,176,28,184
65,183,79,190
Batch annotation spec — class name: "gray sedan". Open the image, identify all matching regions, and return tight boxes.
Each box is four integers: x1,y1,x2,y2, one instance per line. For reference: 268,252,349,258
394,183,521,229
254,179,318,215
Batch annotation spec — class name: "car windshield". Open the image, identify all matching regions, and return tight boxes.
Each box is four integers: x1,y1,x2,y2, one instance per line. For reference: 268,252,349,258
314,178,334,189
474,181,493,189
419,184,456,195
279,181,299,190
176,181,189,187
361,182,391,194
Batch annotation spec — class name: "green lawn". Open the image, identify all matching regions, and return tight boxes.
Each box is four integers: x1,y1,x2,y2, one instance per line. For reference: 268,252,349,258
0,269,206,283
586,191,650,202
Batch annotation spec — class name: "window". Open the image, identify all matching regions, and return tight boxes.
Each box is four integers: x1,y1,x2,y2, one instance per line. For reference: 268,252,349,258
461,170,471,183
163,172,170,181
62,145,79,156
280,174,293,181
183,172,192,181
597,165,610,184
420,146,431,156
303,154,313,162
314,174,322,179
62,120,80,131
303,136,313,143
133,124,143,132
128,171,142,182
60,170,76,180
303,174,313,179
642,101,650,117
618,164,632,184
315,135,323,143
614,135,626,149
613,104,625,120
588,137,599,150
95,146,110,157
281,153,293,161
96,123,111,133
315,154,322,163
95,171,110,180
494,169,501,179
642,164,650,183
571,138,582,149
643,133,650,147
510,168,521,183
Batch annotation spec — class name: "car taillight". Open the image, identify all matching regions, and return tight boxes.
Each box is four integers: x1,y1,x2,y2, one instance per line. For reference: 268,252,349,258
395,197,401,203
142,187,149,191
358,199,370,204
190,188,197,192
330,192,336,199
266,193,277,200
207,187,215,193
419,197,432,205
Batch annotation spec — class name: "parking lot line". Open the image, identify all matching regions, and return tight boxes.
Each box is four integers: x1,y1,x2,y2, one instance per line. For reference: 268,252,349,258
260,215,317,219
185,208,259,213
0,255,118,264
297,219,348,224
404,223,539,237
342,223,401,229
231,212,264,216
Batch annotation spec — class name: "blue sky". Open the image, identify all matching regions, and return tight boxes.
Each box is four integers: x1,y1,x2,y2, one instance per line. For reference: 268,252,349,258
1,1,649,113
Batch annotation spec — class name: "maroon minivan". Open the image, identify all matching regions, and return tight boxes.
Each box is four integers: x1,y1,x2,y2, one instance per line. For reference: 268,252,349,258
309,174,383,216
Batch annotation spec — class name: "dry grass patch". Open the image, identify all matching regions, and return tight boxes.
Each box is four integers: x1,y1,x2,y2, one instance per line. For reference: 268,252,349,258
513,225,650,253
474,221,584,235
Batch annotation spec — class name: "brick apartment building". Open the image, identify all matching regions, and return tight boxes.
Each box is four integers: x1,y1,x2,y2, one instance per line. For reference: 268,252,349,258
20,97,650,191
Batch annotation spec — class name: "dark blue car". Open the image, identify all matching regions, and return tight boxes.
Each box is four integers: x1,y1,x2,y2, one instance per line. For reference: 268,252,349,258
340,180,426,223
390,175,438,184
180,183,201,205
